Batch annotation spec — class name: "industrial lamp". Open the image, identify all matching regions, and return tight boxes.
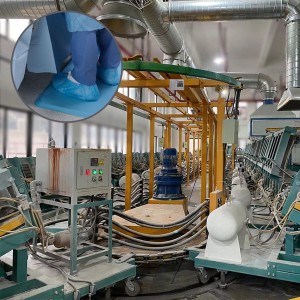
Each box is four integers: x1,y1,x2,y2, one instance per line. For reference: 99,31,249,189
97,0,148,38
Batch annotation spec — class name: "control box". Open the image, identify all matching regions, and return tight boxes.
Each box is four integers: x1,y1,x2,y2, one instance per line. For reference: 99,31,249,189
36,148,111,198
222,119,239,144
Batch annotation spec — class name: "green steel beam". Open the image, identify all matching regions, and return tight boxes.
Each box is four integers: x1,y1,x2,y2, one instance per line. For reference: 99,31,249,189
123,61,242,87
0,279,45,300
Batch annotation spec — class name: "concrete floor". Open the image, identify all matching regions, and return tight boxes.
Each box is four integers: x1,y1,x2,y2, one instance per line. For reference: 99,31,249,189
111,179,300,300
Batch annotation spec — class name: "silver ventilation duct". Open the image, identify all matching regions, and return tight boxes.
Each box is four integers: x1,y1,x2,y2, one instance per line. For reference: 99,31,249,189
0,0,103,18
97,1,148,38
161,0,300,110
222,73,277,101
163,0,287,22
140,0,194,66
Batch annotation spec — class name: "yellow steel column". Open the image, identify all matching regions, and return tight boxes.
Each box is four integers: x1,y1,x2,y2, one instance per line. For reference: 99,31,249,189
149,113,155,199
216,98,225,203
192,132,196,182
213,121,217,189
125,103,133,211
167,121,172,148
201,105,208,202
208,115,214,194
178,127,182,167
185,130,190,186
198,135,201,178
232,144,236,171
164,127,168,149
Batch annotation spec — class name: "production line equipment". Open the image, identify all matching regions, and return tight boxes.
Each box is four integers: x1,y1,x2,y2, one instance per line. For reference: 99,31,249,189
0,148,136,300
149,148,188,214
189,126,300,286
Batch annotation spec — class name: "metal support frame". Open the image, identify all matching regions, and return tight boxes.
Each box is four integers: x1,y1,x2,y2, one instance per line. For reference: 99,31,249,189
149,113,155,198
167,121,172,148
201,105,208,202
38,199,113,275
185,130,190,186
216,99,225,203
125,103,133,211
178,127,183,167
198,135,201,179
192,132,196,183
208,115,214,194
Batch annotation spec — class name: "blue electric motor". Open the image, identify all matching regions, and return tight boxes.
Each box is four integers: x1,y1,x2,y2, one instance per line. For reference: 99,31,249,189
153,148,185,200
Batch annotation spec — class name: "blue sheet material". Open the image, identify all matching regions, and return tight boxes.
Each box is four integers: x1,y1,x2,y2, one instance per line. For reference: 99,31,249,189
12,25,32,89
70,31,99,85
27,13,71,74
34,64,121,118
65,13,104,32
52,72,99,101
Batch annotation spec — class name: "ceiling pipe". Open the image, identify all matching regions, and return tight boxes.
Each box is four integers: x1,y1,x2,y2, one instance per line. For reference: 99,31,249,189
161,0,300,110
222,73,277,102
0,0,103,18
140,0,195,67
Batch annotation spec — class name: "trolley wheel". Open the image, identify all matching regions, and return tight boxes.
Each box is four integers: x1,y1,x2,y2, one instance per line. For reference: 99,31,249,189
197,268,210,284
125,280,141,297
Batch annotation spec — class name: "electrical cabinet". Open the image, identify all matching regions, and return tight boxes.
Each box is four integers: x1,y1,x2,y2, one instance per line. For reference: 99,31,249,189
36,148,111,198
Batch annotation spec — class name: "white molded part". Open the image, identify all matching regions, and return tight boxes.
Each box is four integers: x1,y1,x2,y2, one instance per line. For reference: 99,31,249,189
205,201,250,264
207,202,246,242
231,186,251,208
205,235,242,264
232,176,247,187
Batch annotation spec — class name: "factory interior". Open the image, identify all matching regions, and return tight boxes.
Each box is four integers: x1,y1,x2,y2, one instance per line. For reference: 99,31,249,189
4,1,300,299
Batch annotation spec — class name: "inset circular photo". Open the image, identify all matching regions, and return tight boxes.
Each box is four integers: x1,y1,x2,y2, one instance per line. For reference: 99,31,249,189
11,11,122,122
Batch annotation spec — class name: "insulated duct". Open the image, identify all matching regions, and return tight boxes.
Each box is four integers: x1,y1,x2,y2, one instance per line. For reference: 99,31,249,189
140,0,195,67
222,73,277,101
0,0,103,18
164,0,287,22
161,0,300,109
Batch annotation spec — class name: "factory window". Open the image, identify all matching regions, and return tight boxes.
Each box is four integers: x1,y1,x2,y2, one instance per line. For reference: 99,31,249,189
32,115,50,156
122,130,127,154
81,124,89,148
101,126,109,149
0,20,7,36
89,125,98,148
117,129,123,153
6,110,27,157
133,132,142,153
110,128,116,152
50,121,64,148
67,124,73,148
7,19,30,41
0,109,4,156
118,71,129,97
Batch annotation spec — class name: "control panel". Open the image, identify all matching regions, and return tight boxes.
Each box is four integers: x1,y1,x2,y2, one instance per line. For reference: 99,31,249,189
36,148,111,197
76,151,110,190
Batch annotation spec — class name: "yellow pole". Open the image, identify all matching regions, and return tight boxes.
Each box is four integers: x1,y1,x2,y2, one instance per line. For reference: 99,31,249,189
213,121,217,190
198,135,201,178
232,144,236,171
201,105,208,203
178,127,182,167
216,98,225,203
185,130,190,186
167,121,171,148
164,127,168,148
149,113,155,199
125,103,133,211
208,115,214,194
192,132,196,182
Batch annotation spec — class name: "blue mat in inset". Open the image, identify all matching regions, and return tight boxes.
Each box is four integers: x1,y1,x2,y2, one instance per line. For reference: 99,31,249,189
35,72,118,118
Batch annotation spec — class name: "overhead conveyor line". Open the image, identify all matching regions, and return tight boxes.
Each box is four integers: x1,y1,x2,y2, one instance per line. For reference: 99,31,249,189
122,61,241,87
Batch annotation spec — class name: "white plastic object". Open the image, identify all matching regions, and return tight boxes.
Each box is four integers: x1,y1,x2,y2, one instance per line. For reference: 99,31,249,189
231,186,251,208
